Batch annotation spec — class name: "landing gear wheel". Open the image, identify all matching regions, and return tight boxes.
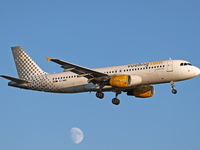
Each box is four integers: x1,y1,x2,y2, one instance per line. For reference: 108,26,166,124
96,91,104,99
172,89,177,94
171,81,177,94
112,98,120,105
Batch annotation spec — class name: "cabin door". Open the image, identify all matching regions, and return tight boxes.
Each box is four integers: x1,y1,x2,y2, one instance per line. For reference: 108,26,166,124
167,60,173,72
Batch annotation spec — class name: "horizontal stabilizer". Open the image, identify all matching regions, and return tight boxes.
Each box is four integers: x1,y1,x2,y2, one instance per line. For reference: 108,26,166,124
0,75,32,84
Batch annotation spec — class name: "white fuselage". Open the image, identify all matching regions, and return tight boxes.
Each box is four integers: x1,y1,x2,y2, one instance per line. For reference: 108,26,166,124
14,59,199,93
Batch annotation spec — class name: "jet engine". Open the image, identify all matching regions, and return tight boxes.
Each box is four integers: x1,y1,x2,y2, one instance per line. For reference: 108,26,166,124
127,85,155,98
109,75,142,88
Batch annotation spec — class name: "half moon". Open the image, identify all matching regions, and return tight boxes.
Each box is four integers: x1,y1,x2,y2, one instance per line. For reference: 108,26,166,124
70,127,84,144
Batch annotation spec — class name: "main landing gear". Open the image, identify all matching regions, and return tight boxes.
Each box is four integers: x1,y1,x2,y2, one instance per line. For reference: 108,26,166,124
171,81,177,94
95,90,121,105
112,91,121,105
96,83,105,99
96,91,104,99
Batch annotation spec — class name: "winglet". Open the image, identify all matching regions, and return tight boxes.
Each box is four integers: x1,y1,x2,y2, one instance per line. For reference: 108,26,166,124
45,56,51,62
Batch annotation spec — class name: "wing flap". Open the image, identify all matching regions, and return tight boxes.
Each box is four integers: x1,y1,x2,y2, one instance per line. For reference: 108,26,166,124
0,75,32,84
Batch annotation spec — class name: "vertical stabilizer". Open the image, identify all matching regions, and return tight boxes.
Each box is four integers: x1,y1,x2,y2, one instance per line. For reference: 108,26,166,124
11,46,47,79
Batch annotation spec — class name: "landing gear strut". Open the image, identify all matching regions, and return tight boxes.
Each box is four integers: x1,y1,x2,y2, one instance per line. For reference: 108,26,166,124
96,83,105,99
112,91,121,105
171,81,177,94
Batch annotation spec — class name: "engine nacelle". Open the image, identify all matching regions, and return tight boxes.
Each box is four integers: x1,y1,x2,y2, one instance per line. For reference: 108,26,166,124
109,75,142,88
127,85,155,98
129,74,142,86
110,75,129,88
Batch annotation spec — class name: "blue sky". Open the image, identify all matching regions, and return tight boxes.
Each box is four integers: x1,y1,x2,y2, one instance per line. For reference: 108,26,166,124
1,0,200,149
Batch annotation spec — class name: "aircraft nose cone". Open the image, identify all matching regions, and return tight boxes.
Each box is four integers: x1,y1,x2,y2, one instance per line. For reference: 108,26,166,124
196,68,200,76
192,67,200,77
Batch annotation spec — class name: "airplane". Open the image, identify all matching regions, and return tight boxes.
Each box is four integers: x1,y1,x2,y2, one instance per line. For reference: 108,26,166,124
1,46,200,105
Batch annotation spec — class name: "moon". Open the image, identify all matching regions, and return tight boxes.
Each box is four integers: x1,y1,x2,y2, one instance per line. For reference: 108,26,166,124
70,127,84,144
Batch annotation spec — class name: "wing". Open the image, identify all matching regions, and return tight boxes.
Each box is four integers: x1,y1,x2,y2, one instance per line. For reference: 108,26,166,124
46,57,108,79
0,75,32,84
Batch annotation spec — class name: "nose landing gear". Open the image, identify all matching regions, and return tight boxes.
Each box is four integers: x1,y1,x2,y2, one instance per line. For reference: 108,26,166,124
171,81,177,94
172,89,177,94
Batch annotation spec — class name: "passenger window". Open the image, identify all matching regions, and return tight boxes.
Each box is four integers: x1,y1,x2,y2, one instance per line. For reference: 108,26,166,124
74,75,76,77
160,65,162,68
154,66,156,68
55,78,57,80
138,68,139,70
129,69,131,71
109,71,111,73
127,69,128,71
157,66,159,68
115,71,117,73
66,76,68,78
61,77,62,79
124,70,126,72
119,70,121,72
143,68,145,70
140,68,142,70
112,71,114,73
135,68,137,70
58,77,60,79
53,78,54,80
149,67,151,69
69,76,70,78
163,65,165,67
132,69,134,71
152,67,153,69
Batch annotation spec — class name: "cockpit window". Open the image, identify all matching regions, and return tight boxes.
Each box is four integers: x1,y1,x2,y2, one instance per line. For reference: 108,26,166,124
180,63,192,66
